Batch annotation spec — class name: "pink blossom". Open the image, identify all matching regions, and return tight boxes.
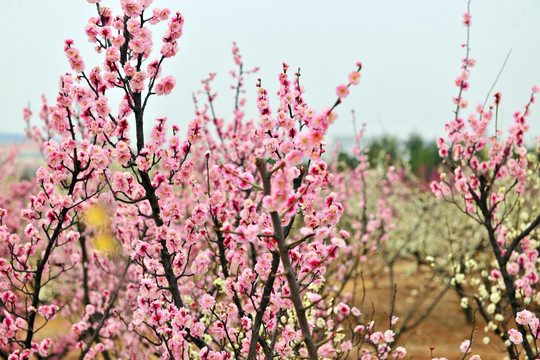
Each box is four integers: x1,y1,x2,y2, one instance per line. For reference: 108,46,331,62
394,346,407,358
340,341,352,352
161,42,178,58
120,0,143,17
506,261,520,275
349,71,361,85
336,84,349,98
460,339,470,353
155,75,176,95
369,331,384,344
200,294,216,312
237,172,254,190
463,12,471,26
331,237,346,248
318,343,336,357
508,329,523,344
354,325,365,333
285,149,304,165
515,309,534,326
335,302,350,315
384,330,395,343
38,304,59,320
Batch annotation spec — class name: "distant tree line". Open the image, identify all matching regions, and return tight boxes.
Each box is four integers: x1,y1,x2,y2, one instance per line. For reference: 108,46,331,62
337,133,442,182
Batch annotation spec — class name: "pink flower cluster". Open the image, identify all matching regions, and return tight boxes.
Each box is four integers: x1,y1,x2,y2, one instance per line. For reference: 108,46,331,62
335,62,362,99
431,9,540,360
64,40,85,73
0,1,387,359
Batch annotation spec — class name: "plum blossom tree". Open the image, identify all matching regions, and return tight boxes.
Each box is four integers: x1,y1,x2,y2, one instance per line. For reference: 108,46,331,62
431,7,540,360
0,1,408,359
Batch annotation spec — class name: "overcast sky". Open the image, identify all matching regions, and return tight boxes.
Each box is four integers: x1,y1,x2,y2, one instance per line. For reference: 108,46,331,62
1,0,540,144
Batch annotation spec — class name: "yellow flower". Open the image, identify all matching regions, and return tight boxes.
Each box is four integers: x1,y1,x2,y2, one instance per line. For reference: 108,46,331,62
86,204,109,228
94,233,119,254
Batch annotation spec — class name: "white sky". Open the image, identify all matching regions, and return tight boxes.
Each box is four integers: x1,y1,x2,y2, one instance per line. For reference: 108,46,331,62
1,0,540,144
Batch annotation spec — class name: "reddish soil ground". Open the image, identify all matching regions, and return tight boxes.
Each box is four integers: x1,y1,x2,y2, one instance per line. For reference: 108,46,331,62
354,258,509,360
